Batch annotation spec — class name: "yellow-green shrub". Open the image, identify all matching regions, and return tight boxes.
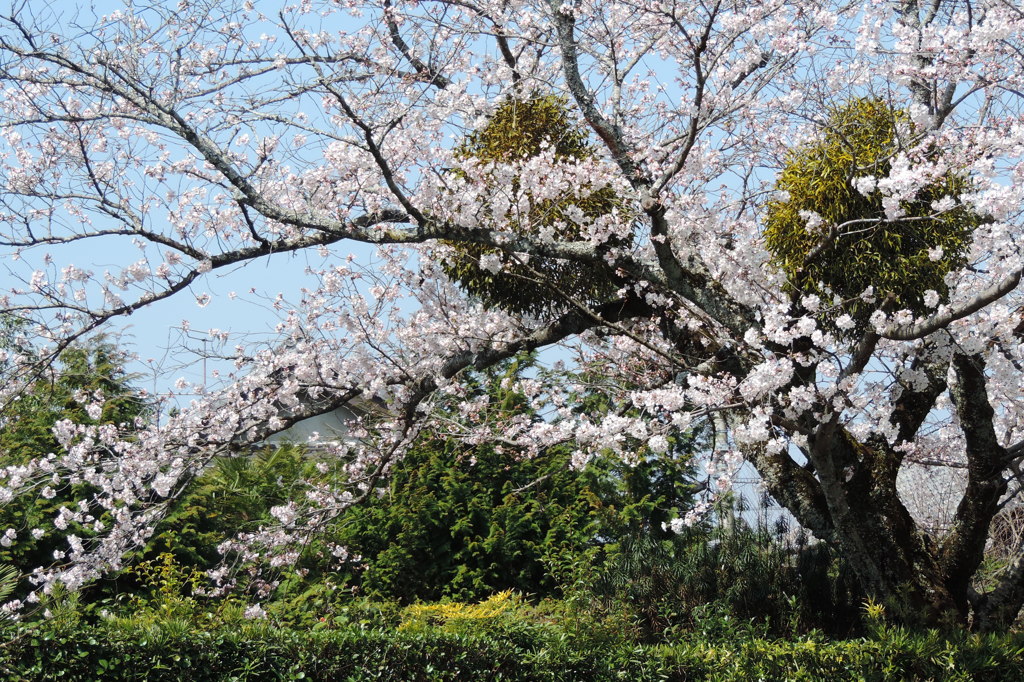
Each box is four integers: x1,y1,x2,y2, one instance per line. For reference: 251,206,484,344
398,589,519,633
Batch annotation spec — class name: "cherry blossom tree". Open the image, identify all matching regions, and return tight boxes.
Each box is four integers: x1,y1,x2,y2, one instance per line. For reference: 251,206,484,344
0,0,1023,630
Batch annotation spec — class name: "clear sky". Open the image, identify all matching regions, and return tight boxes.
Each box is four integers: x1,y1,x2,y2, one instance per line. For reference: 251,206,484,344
0,1,388,403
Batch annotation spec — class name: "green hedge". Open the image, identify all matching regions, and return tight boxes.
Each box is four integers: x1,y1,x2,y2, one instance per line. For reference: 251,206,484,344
661,630,1024,681
1,621,613,681
1,619,1022,681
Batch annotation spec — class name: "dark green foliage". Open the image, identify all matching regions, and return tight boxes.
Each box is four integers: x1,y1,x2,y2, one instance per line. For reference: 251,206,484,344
764,98,983,335
561,363,705,540
337,442,595,602
668,522,863,637
441,94,624,317
579,430,701,541
0,336,149,578
335,360,600,602
144,446,315,572
583,516,864,640
0,337,146,462
0,564,17,608
332,357,702,604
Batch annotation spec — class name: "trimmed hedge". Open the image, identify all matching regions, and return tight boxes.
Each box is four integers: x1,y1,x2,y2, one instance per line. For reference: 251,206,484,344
2,622,620,681
1,618,1023,681
662,631,1024,681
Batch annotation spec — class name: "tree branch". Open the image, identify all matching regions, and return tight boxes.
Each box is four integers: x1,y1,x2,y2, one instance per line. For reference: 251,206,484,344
880,266,1022,341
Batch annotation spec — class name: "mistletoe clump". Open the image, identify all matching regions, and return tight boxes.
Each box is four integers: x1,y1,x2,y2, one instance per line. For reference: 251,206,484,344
763,98,983,336
441,95,624,317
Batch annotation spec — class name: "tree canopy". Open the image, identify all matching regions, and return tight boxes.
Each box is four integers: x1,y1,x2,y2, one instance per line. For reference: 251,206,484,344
0,0,1023,631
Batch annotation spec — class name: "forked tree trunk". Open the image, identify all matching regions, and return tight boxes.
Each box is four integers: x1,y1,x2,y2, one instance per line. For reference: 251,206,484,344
753,352,1014,630
768,431,965,628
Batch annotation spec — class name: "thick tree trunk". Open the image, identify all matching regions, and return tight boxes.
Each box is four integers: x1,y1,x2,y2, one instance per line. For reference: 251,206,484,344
748,340,1016,630
807,428,966,627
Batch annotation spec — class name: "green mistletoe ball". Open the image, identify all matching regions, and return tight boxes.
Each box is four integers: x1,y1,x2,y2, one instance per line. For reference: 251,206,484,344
763,98,982,336
441,95,624,317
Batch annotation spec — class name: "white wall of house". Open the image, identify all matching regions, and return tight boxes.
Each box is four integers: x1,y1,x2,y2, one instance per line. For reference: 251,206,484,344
265,405,359,446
